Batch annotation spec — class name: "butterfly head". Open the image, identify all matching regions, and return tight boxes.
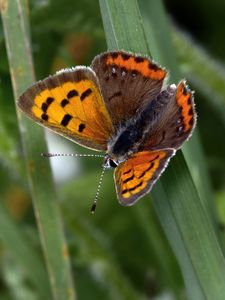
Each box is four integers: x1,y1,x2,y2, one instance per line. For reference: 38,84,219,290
103,154,119,170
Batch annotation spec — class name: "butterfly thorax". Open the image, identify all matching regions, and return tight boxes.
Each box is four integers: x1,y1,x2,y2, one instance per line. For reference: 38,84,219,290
106,118,150,167
105,85,177,168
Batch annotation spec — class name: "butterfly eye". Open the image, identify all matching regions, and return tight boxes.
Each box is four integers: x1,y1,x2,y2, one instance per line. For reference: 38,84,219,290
109,159,118,168
103,156,118,169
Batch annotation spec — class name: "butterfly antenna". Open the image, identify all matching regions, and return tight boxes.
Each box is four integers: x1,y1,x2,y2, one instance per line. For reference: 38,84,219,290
91,165,107,214
41,153,104,158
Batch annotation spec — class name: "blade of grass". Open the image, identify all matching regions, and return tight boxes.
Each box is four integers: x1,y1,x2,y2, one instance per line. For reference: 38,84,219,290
139,0,225,250
172,27,225,128
0,1,75,299
62,171,144,300
135,204,183,299
170,26,225,249
0,202,51,299
1,256,37,300
139,0,216,219
64,211,144,300
99,0,225,299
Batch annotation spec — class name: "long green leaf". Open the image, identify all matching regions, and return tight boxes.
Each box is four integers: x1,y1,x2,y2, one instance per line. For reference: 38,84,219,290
139,0,224,249
99,0,225,299
139,0,214,213
172,27,225,128
0,1,75,299
64,211,144,300
0,202,51,299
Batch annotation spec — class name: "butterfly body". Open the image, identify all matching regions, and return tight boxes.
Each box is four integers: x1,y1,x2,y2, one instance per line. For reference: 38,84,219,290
18,51,196,206
107,84,177,159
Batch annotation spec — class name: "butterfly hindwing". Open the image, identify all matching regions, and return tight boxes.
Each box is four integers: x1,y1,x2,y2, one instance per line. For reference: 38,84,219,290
114,81,196,205
114,149,175,206
140,81,196,151
91,51,167,127
18,67,114,151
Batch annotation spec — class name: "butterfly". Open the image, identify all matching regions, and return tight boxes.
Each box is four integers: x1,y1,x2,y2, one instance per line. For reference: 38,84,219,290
17,51,196,206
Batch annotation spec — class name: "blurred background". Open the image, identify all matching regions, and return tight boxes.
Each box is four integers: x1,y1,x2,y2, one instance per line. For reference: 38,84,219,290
0,0,225,299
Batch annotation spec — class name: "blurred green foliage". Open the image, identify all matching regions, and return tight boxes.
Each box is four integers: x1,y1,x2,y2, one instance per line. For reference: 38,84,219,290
0,0,224,299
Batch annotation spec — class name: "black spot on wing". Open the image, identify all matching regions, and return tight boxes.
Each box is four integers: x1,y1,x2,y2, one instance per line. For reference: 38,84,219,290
67,89,78,98
41,113,48,121
183,86,188,95
149,154,159,162
121,53,130,60
61,99,69,107
189,118,194,126
61,114,72,126
123,174,134,184
80,88,92,101
137,162,154,179
188,107,193,116
134,56,144,63
41,103,48,113
122,181,143,194
187,95,192,105
123,169,132,175
78,123,85,132
41,97,54,113
148,62,160,71
46,97,54,104
111,52,119,59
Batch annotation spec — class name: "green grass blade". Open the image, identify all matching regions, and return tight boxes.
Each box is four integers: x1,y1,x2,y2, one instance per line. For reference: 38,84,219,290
139,0,224,248
139,0,215,213
0,1,75,299
64,211,144,300
99,0,225,299
99,0,148,53
171,26,225,249
62,171,145,299
172,27,225,128
135,203,183,298
138,0,178,78
0,202,51,299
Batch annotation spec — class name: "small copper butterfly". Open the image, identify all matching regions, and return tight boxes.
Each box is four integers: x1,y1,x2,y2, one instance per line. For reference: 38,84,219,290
17,51,196,206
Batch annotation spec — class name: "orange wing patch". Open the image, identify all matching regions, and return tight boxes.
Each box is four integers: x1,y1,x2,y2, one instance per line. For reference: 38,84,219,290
176,81,195,132
114,150,175,206
18,68,113,151
106,52,166,81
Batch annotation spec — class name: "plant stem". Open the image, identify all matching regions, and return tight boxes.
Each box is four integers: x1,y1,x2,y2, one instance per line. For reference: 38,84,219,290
0,1,75,299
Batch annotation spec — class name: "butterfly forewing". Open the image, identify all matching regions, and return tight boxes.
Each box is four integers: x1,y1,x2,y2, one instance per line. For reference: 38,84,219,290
18,67,114,151
92,51,167,126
